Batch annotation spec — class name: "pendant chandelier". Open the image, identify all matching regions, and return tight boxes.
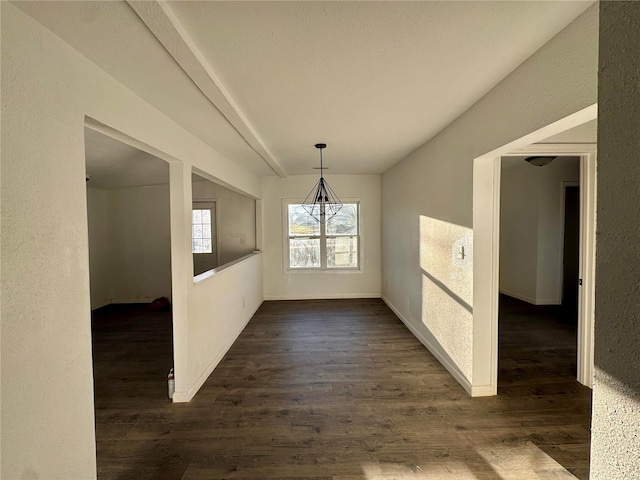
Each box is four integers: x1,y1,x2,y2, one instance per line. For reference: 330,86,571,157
302,143,343,223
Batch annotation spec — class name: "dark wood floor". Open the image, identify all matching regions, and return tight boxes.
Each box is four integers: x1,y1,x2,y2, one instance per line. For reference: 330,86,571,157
92,298,591,479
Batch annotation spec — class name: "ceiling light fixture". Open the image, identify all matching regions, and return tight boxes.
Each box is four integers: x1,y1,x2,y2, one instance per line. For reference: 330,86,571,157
302,143,343,224
525,156,557,167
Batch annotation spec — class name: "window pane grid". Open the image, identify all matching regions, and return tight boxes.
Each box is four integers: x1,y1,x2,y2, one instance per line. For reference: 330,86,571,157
286,202,359,270
192,208,213,254
288,204,320,237
289,238,321,268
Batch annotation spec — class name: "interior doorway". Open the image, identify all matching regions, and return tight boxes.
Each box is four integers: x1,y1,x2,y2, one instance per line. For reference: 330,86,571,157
473,138,597,396
562,184,580,316
84,127,174,428
498,156,581,385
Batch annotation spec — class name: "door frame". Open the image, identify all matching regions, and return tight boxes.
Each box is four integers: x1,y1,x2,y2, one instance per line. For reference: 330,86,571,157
473,143,597,395
560,181,580,305
84,116,190,400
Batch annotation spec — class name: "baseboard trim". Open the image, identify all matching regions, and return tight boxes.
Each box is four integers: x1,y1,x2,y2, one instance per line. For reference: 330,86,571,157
109,297,157,305
500,290,561,306
471,384,497,397
264,293,381,301
91,298,160,311
91,300,111,311
172,299,263,403
535,298,562,306
499,290,537,305
381,295,473,396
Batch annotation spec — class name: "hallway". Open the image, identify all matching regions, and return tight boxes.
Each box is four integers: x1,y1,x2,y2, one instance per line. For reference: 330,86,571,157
92,299,591,479
499,294,580,387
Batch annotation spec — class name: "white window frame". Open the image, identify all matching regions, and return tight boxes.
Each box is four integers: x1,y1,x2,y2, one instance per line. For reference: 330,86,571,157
283,199,362,274
192,206,214,254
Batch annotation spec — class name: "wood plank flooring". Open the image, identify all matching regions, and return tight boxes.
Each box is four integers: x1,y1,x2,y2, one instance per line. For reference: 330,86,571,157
92,298,591,479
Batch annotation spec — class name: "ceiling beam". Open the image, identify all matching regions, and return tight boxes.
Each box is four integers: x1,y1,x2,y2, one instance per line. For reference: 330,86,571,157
127,0,287,178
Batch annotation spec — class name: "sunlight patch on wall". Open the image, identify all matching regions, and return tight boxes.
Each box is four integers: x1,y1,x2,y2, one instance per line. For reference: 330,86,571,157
591,367,640,479
419,216,473,380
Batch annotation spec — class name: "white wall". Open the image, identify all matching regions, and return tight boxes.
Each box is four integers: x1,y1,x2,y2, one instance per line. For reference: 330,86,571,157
591,3,640,478
110,185,172,303
381,5,598,392
87,184,172,309
419,216,474,382
500,156,580,305
183,254,263,400
499,161,539,303
0,4,262,478
262,174,381,300
192,177,257,267
87,188,112,309
535,157,580,303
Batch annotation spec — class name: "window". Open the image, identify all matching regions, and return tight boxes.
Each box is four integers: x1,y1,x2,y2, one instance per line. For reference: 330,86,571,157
286,202,360,270
191,172,256,278
192,208,213,254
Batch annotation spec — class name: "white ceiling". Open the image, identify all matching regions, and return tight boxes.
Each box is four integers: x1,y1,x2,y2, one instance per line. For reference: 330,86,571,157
16,1,594,177
85,128,168,189
16,1,273,177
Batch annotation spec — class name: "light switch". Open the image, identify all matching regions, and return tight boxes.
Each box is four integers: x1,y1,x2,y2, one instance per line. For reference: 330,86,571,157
457,245,465,259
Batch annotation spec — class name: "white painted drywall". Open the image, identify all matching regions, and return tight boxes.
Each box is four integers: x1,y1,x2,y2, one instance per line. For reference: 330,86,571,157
87,184,172,308
500,156,580,305
591,3,640,478
179,253,263,401
262,175,381,299
192,177,257,267
0,4,262,478
381,5,598,391
535,157,580,304
499,160,539,303
420,217,474,382
109,184,172,303
87,188,112,309
539,118,597,144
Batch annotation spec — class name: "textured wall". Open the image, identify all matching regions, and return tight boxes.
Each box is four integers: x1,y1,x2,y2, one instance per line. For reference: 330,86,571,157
0,4,261,477
381,5,598,390
591,2,640,478
420,217,473,380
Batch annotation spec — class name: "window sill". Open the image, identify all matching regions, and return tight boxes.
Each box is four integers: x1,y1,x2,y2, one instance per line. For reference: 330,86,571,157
284,267,362,275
